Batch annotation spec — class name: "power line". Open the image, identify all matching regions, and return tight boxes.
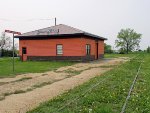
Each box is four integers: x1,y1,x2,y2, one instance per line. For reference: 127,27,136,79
25,18,55,22
0,18,55,22
0,18,12,21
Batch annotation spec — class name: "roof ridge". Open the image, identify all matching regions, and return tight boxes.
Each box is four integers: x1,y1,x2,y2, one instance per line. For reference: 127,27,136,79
22,24,62,34
59,24,84,33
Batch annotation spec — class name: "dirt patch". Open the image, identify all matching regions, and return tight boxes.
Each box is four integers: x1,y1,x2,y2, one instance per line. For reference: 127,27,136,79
0,57,129,113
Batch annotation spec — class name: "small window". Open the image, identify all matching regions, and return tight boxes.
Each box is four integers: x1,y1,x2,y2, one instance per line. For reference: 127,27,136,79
22,47,27,54
57,44,63,55
86,44,91,55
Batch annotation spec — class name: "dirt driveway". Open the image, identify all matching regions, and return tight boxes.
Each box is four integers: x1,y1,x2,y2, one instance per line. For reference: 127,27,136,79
0,57,128,113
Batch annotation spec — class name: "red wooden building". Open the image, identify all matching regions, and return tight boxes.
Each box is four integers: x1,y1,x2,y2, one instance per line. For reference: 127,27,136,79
15,24,107,61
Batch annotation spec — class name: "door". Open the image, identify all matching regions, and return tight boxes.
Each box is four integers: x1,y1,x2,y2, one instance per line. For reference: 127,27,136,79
22,47,27,61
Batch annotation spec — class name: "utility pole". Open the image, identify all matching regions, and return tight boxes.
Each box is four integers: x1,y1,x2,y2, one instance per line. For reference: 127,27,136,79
5,30,21,72
12,33,15,72
55,17,56,26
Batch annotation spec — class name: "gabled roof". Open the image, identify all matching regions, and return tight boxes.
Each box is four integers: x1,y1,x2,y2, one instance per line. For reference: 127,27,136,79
15,24,107,40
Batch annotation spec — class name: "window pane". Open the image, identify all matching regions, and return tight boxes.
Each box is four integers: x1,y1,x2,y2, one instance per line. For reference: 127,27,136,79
57,51,63,54
57,45,62,49
57,45,63,55
22,47,27,54
86,45,88,50
88,45,90,49
86,44,91,55
57,50,62,53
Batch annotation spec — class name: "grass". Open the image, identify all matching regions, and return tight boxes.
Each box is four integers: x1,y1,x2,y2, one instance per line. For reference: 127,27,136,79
0,68,84,101
11,77,32,82
0,96,5,101
0,82,6,86
14,90,26,94
104,53,136,58
1,90,27,100
0,77,32,87
64,68,82,77
0,65,89,101
125,54,150,113
28,53,150,113
0,57,75,77
32,81,53,88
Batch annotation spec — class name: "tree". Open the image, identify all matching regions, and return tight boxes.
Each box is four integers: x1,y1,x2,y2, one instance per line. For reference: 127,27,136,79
104,43,113,53
115,28,142,54
0,32,12,50
0,32,12,56
147,46,150,53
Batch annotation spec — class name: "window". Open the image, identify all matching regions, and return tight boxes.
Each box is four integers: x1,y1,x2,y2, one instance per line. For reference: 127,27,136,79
57,44,63,55
22,47,27,54
86,44,91,55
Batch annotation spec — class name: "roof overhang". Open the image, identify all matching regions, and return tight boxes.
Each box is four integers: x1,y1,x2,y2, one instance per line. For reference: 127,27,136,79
14,33,107,40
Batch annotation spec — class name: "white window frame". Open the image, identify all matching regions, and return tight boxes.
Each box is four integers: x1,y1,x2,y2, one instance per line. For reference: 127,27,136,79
57,44,63,55
86,44,91,55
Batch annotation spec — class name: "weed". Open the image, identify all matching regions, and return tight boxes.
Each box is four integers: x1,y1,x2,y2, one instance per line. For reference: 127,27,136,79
33,81,53,88
11,77,32,83
0,82,7,86
28,54,149,113
0,96,5,101
14,90,26,94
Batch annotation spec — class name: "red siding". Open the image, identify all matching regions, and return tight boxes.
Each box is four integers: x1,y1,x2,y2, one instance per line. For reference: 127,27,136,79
19,37,104,61
98,40,104,55
20,38,83,61
80,36,104,58
80,37,96,56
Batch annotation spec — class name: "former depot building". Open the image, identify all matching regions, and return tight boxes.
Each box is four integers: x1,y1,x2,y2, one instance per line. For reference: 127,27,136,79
15,24,107,61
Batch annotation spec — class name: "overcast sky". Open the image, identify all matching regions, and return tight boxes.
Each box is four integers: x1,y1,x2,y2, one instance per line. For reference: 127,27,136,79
0,0,150,50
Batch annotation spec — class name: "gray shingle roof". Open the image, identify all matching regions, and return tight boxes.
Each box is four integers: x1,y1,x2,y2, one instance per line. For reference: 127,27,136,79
15,24,107,40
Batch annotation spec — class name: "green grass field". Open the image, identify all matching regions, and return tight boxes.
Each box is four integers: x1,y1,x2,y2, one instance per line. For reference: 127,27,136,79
104,53,136,58
0,58,74,77
28,53,150,113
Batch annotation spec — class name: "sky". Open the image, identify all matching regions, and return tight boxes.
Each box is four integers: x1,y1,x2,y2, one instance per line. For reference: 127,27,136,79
0,0,150,50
